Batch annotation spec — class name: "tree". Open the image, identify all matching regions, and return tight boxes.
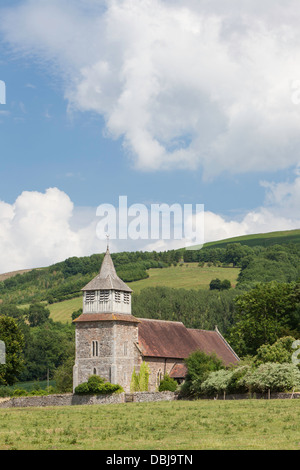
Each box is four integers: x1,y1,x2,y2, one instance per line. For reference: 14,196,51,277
224,243,247,267
0,316,25,385
209,279,231,291
180,350,224,397
209,279,222,290
220,279,231,291
27,303,50,327
254,336,297,365
20,322,74,381
243,363,300,394
228,282,299,356
53,356,74,393
201,369,233,399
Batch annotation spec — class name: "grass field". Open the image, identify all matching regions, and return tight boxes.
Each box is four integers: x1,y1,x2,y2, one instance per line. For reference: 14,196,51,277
0,399,299,450
47,264,240,323
190,228,300,250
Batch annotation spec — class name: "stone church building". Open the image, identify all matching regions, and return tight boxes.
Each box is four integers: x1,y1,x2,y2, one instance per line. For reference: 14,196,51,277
73,248,239,392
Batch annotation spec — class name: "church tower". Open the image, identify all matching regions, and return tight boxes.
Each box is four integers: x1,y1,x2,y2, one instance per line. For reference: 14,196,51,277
73,247,140,392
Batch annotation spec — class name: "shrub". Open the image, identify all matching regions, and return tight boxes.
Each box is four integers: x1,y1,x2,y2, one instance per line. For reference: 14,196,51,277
130,362,150,392
180,350,224,397
158,374,177,392
200,366,251,397
130,367,140,392
201,369,233,398
74,382,90,395
12,389,28,397
74,375,124,395
242,362,300,393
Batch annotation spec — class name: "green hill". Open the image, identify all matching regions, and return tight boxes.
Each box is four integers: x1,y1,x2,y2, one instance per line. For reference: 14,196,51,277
48,263,240,323
188,228,300,251
1,228,300,324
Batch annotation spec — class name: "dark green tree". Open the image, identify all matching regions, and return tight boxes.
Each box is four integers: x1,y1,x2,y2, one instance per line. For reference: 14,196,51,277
228,282,300,356
0,316,25,385
27,303,50,327
180,350,224,397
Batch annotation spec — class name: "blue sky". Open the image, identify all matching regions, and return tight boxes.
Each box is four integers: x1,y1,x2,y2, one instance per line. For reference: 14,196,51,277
1,0,300,272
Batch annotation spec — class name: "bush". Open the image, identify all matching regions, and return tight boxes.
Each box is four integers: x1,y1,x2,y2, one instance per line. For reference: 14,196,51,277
242,362,300,393
180,350,224,397
130,362,150,392
158,374,177,392
12,388,28,397
201,369,233,398
74,375,124,395
74,382,90,395
200,366,251,397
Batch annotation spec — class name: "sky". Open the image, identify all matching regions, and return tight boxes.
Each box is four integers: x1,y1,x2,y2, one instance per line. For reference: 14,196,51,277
1,0,300,272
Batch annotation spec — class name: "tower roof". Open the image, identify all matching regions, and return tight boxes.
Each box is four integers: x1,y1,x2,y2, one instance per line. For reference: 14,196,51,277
82,247,132,292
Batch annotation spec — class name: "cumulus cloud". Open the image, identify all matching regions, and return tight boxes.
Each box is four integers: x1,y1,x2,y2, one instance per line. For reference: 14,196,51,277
0,188,100,273
2,0,300,175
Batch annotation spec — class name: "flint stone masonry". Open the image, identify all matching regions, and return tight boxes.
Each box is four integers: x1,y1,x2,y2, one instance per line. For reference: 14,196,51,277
73,320,140,392
0,393,125,408
126,391,176,402
0,391,177,408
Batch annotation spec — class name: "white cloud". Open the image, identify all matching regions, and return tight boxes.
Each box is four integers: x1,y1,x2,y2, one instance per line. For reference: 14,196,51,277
2,0,300,175
0,188,100,273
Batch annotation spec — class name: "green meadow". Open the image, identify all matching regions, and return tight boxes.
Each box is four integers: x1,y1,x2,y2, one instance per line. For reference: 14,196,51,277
197,228,300,250
0,399,299,450
48,264,240,323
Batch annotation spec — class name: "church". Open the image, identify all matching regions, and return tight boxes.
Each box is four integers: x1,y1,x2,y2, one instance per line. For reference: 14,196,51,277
73,247,239,392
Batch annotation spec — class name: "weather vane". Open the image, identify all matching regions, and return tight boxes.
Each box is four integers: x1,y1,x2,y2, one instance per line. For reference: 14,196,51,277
106,233,110,251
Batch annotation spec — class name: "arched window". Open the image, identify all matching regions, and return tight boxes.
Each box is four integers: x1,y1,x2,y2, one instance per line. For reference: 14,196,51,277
156,369,163,387
93,368,97,375
92,340,99,357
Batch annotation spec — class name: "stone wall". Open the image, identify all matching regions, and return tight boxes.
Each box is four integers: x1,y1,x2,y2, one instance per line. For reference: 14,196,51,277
0,393,125,408
1,390,299,409
0,391,177,409
126,391,176,403
74,320,139,393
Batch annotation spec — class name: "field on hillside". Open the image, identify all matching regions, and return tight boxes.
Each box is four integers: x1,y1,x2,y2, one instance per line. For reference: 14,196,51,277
48,264,240,323
191,228,300,250
0,399,299,450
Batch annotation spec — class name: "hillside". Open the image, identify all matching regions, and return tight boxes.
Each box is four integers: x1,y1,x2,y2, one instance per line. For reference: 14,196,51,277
189,228,300,251
1,228,300,324
0,269,33,282
48,263,240,323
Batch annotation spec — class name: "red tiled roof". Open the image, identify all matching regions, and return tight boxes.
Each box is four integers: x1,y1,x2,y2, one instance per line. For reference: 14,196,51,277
137,318,239,365
187,328,239,366
137,318,200,359
169,363,188,378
